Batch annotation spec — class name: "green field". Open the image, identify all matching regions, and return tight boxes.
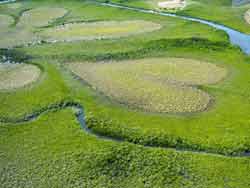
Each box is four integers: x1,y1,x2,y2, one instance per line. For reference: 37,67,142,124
40,20,162,42
99,0,250,33
1,0,250,187
67,58,227,113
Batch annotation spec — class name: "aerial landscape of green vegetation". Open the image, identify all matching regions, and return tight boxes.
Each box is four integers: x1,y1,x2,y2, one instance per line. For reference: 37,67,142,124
1,0,250,187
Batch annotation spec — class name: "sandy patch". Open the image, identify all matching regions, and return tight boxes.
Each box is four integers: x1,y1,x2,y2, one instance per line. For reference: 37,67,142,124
244,10,250,24
0,63,41,90
157,0,186,9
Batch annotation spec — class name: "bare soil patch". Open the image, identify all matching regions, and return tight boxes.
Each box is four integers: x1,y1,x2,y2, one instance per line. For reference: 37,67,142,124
157,0,186,9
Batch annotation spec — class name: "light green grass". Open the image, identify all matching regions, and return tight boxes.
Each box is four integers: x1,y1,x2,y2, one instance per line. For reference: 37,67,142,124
0,14,14,28
40,20,162,41
68,58,227,113
99,0,250,33
1,0,250,187
17,7,68,28
0,63,41,90
6,2,22,9
1,109,250,188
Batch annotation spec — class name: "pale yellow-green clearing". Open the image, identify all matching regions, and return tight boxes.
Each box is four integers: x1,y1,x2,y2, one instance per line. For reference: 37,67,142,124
7,2,22,9
40,20,162,41
0,14,14,29
0,63,41,90
67,58,227,113
18,7,67,27
0,29,39,48
244,9,250,24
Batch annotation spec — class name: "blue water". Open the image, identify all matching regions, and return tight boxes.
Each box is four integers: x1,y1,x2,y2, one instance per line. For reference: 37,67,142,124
99,2,250,55
0,0,16,4
1,0,250,54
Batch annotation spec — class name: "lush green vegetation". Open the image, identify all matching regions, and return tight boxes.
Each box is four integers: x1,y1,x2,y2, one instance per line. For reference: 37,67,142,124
1,0,250,187
98,0,250,33
17,7,67,27
40,20,161,42
67,58,226,113
1,109,250,187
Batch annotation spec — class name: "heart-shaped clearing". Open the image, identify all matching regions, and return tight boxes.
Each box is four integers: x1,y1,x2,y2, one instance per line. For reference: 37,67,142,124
68,58,227,113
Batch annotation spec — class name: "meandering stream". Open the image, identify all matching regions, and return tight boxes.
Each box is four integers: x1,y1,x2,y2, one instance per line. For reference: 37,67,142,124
97,2,250,55
1,0,250,157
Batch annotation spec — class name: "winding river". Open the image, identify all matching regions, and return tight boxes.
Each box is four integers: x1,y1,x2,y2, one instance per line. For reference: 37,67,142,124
97,2,250,55
0,98,249,158
1,0,250,157
1,0,250,54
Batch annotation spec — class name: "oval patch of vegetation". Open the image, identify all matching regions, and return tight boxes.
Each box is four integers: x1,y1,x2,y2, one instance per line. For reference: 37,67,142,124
0,14,14,29
0,63,41,90
40,20,162,42
67,58,227,113
244,9,250,24
18,7,67,27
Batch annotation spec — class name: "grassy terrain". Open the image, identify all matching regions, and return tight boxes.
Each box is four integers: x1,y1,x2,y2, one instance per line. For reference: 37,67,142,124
1,0,250,187
0,63,41,90
0,14,14,28
67,58,226,113
98,0,250,33
40,20,162,42
1,109,250,188
17,7,67,28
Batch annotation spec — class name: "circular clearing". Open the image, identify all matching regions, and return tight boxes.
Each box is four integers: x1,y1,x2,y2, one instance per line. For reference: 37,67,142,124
157,0,186,9
67,58,227,113
40,20,162,42
244,9,250,24
18,7,68,27
0,63,41,90
0,14,14,28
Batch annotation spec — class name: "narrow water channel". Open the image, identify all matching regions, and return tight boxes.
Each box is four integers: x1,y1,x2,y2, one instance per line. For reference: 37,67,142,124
98,2,250,55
